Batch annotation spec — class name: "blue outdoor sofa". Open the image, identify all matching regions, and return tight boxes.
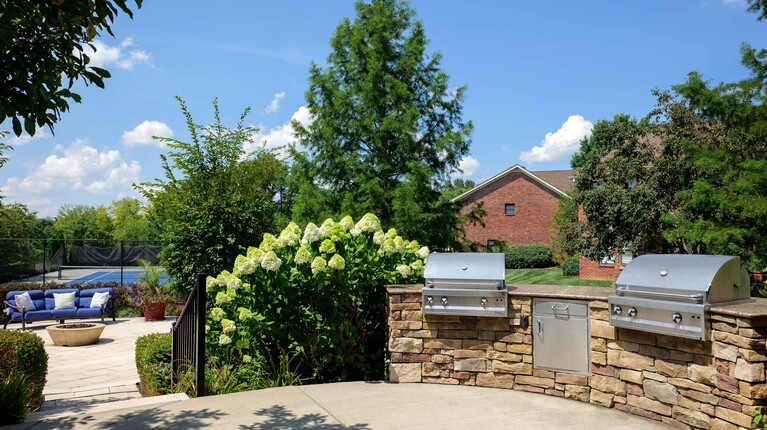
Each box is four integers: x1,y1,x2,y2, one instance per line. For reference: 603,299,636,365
3,288,115,330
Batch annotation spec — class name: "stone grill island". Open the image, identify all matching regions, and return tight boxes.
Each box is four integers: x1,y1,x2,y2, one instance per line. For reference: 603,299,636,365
386,284,767,430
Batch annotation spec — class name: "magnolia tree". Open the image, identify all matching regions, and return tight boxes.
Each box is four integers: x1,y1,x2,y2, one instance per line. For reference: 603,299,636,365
205,213,429,382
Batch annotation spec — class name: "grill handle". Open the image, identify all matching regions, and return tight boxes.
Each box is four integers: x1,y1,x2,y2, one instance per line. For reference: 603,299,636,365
615,287,705,304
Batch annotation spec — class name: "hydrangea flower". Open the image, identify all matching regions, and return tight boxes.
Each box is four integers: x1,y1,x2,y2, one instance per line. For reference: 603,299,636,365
234,254,257,275
328,254,345,270
319,218,335,237
261,251,283,272
319,239,336,254
373,230,385,245
278,222,301,247
216,271,242,290
339,216,354,231
211,307,226,321
396,264,411,278
311,256,327,275
301,222,321,245
326,223,347,242
206,276,221,292
246,246,265,264
417,246,430,259
238,307,253,321
353,213,381,234
393,236,405,252
259,233,279,252
221,318,236,333
406,240,420,253
236,339,250,349
294,246,311,264
380,238,396,255
219,334,232,345
243,354,252,363
385,228,398,239
215,291,234,305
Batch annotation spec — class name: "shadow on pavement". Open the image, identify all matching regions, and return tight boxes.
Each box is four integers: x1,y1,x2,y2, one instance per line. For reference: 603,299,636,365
47,407,229,429
240,405,370,430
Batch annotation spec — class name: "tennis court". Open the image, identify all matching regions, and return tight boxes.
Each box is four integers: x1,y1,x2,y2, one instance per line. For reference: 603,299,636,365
58,266,170,286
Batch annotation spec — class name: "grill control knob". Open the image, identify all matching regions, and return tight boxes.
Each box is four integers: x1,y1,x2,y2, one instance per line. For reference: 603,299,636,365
440,297,448,305
613,306,622,316
672,313,683,324
480,298,488,307
627,308,637,318
426,296,433,305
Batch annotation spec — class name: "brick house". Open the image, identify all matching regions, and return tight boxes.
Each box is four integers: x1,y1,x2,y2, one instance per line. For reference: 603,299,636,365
452,164,623,282
451,164,574,247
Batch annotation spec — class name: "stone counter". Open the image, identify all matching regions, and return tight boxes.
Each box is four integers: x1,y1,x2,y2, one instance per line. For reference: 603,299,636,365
387,284,767,430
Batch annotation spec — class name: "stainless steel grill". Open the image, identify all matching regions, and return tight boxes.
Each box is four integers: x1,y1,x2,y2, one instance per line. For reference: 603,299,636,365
608,254,750,340
422,253,507,317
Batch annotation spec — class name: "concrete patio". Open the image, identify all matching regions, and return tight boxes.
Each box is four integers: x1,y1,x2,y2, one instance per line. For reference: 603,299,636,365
7,317,673,429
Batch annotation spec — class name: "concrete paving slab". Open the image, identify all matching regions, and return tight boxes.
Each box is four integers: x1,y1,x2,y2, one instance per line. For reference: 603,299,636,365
13,382,674,430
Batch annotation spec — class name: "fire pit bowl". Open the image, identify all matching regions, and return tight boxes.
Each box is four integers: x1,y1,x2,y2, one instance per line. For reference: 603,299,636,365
46,323,105,346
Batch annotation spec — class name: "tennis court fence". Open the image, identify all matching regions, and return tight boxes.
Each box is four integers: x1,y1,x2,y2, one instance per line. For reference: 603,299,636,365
0,239,161,284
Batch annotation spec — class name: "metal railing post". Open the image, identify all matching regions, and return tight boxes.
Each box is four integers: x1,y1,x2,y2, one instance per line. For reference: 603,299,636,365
195,273,207,397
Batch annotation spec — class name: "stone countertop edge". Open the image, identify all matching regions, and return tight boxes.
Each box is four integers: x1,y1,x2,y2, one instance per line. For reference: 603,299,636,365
386,284,767,318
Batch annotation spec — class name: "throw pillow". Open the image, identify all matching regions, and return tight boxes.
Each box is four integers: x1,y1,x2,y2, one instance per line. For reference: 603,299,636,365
53,292,76,310
14,292,36,312
90,291,110,308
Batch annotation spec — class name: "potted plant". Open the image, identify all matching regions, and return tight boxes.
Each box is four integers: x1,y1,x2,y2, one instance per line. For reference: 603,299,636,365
133,260,172,321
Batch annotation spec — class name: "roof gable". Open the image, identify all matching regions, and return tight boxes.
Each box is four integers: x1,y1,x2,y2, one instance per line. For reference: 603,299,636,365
451,165,575,203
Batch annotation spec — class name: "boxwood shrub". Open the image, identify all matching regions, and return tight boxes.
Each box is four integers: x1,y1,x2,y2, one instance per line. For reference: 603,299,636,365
135,332,173,396
0,330,47,423
561,254,580,277
503,244,555,269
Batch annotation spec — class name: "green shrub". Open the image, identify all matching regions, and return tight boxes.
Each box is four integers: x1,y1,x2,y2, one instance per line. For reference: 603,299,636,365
0,374,31,425
135,332,173,396
562,254,580,277
0,330,47,416
205,213,428,383
503,244,555,269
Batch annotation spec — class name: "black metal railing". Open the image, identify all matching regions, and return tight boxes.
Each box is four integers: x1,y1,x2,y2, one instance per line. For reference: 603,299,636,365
171,273,207,397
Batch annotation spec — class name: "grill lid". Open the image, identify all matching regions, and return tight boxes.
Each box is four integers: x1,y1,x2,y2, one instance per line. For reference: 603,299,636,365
425,253,505,287
615,254,750,303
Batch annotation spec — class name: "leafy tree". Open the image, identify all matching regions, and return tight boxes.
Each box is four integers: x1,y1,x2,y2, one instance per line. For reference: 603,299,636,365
549,194,579,264
139,98,287,291
109,197,159,241
0,203,37,267
571,114,681,261
50,205,114,244
0,0,142,136
290,0,473,249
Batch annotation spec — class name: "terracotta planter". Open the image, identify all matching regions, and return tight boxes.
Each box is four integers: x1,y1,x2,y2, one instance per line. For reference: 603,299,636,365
47,323,105,346
143,302,167,321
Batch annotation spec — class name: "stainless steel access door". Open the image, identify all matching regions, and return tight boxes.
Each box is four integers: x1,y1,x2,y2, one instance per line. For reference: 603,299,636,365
533,299,590,375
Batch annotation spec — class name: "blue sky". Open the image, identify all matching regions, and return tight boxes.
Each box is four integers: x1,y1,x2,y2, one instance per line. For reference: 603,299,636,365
2,0,764,217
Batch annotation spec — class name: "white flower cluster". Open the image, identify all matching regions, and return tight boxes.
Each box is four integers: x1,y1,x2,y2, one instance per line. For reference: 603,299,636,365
319,239,336,254
328,254,345,270
219,334,232,345
396,264,411,278
234,254,258,275
221,318,236,333
319,218,335,237
278,222,301,247
351,213,381,236
339,216,354,231
211,307,226,321
302,222,321,245
238,307,253,321
260,233,280,252
311,256,327,275
261,250,283,272
294,246,311,264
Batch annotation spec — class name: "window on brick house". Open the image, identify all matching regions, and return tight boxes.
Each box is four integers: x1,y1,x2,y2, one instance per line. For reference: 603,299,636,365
505,203,516,215
487,240,497,247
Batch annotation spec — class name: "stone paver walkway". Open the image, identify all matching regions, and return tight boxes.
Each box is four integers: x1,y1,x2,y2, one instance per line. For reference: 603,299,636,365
17,317,174,414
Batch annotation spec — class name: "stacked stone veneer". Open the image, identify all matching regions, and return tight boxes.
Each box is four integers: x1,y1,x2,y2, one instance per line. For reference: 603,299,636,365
388,289,767,430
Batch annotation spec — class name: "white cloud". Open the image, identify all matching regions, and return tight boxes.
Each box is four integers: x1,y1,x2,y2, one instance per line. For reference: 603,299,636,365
1,139,142,215
244,106,313,155
84,37,153,70
263,92,285,114
519,115,593,164
7,128,49,146
452,156,480,178
121,121,173,147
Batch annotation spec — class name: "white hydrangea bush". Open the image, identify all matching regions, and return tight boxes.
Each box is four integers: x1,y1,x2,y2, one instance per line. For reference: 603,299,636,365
205,213,429,380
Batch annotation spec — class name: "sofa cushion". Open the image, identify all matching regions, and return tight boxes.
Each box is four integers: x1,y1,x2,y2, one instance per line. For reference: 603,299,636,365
76,308,104,318
13,292,36,311
51,308,78,319
53,292,76,310
24,310,53,321
45,289,79,310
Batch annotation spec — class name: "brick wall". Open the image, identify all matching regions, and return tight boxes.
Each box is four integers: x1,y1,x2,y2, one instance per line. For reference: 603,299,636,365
388,288,767,429
459,173,562,246
579,254,622,281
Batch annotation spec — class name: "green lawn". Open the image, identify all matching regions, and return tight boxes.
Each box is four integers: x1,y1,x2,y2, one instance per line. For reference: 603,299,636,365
505,267,613,288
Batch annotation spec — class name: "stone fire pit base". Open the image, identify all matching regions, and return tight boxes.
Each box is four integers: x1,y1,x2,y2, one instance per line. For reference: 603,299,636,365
46,323,105,346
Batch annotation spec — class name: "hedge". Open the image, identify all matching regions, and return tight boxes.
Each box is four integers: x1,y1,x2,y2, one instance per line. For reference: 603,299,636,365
135,332,173,396
561,254,580,277
502,244,555,269
0,330,47,423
